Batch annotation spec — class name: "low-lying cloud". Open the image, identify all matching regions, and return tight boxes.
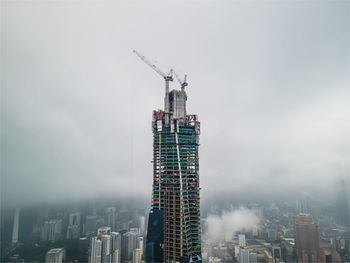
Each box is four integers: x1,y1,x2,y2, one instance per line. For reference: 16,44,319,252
2,1,349,206
206,207,260,241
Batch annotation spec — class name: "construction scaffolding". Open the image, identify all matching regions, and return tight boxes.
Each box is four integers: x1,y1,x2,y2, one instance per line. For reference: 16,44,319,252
151,102,201,263
134,50,201,263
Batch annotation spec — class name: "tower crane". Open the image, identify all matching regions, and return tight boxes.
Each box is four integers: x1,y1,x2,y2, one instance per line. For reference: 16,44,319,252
133,50,173,113
174,71,188,91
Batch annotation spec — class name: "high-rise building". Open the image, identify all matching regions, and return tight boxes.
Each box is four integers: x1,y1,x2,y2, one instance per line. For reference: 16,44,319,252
293,213,325,263
145,210,163,263
85,215,105,236
296,194,311,214
249,252,257,263
89,231,121,263
106,207,117,231
267,224,278,242
238,234,246,247
138,215,146,235
101,235,112,263
137,236,143,250
111,232,121,263
146,81,201,262
111,249,120,263
121,231,137,263
66,212,80,239
78,237,89,262
239,248,250,263
272,246,281,261
89,236,102,263
130,228,140,235
12,208,20,244
336,176,350,227
251,225,258,237
45,248,65,263
98,226,112,236
41,219,62,242
133,248,142,263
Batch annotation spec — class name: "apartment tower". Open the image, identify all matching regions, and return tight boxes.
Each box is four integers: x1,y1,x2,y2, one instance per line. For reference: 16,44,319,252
293,214,325,263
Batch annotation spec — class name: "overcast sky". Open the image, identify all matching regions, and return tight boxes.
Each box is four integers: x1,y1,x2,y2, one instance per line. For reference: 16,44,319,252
1,1,349,206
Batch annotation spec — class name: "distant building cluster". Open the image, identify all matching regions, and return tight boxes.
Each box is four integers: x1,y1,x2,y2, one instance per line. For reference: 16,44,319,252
88,227,120,263
201,200,348,263
2,180,349,263
3,202,148,263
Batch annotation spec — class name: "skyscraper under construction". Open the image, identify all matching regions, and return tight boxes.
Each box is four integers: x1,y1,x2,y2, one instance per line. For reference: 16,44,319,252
134,51,201,263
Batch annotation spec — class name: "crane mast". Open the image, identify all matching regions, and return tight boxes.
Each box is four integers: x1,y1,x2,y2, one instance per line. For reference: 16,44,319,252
133,50,173,113
174,71,188,91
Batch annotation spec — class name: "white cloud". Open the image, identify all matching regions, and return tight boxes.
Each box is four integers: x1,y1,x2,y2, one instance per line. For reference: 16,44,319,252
205,207,260,242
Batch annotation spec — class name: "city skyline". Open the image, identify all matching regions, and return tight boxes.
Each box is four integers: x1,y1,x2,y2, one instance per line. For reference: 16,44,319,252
1,1,349,262
1,195,348,262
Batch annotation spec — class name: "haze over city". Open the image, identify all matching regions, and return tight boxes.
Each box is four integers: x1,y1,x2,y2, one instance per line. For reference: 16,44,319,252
2,1,349,207
1,2,350,262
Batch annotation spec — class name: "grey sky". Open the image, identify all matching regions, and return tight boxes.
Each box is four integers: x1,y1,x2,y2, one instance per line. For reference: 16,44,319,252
1,1,349,206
